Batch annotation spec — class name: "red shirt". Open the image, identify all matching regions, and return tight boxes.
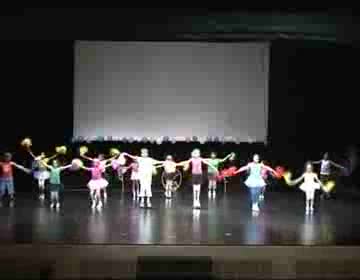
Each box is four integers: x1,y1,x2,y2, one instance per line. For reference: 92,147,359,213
0,162,13,179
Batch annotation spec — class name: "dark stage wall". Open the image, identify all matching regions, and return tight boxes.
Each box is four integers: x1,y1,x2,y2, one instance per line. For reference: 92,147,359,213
0,40,359,189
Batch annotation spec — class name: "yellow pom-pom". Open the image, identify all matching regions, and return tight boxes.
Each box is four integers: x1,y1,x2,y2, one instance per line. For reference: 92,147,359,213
71,158,84,170
21,138,32,148
323,180,335,193
56,146,67,155
79,146,88,156
42,158,49,164
283,171,292,185
110,148,120,157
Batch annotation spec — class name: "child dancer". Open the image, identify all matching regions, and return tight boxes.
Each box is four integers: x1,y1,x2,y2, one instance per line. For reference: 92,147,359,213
206,152,234,197
41,159,72,209
180,149,218,209
123,149,162,208
80,149,118,201
312,152,346,199
156,155,182,199
123,159,140,200
234,154,278,212
0,153,30,206
81,159,112,210
286,162,324,214
30,152,58,200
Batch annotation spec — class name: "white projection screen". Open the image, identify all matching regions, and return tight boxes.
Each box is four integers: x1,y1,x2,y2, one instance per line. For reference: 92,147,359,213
74,41,269,143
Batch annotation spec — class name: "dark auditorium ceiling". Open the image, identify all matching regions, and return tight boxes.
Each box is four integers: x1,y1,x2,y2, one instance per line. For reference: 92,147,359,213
1,8,359,45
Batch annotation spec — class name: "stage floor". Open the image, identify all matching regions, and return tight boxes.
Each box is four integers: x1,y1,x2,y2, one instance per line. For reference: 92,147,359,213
1,185,360,245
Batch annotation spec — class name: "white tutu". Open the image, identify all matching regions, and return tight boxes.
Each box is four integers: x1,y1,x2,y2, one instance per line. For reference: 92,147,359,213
131,171,140,181
300,182,320,200
245,176,266,188
87,178,109,191
34,170,50,180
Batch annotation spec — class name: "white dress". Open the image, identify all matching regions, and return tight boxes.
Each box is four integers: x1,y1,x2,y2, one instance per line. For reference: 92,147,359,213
299,173,321,200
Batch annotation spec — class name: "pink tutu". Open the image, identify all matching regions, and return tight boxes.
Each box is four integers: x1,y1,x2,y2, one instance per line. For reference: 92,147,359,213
87,178,108,191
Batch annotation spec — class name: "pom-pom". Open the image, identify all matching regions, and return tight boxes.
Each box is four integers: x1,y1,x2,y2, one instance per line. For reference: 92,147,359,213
323,180,335,193
152,166,157,175
229,152,236,161
109,148,120,157
283,171,292,185
42,158,49,164
56,146,67,155
220,167,238,178
71,158,83,170
79,146,88,156
21,138,32,148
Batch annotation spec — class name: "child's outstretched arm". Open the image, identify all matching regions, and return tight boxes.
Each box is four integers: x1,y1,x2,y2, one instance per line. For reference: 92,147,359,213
330,160,346,170
262,164,279,177
122,152,137,160
287,174,304,186
59,164,72,172
11,162,31,174
234,164,249,175
220,153,235,163
80,154,94,162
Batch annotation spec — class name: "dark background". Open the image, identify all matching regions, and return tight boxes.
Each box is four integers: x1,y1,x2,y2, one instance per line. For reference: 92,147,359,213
0,9,359,191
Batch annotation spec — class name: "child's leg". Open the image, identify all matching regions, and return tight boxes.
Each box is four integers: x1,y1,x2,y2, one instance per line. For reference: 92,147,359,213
55,191,60,207
50,191,56,205
249,188,260,210
103,187,107,200
139,178,146,207
166,180,172,197
90,189,96,208
7,180,15,201
145,178,152,207
132,180,136,197
0,180,5,204
193,185,197,206
95,189,102,208
194,184,201,206
38,179,45,199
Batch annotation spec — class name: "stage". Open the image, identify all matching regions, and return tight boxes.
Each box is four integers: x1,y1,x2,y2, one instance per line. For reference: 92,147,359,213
1,183,360,246
1,184,360,278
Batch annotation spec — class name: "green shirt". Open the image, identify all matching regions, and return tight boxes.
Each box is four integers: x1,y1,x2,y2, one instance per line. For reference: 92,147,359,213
207,159,221,174
49,167,61,184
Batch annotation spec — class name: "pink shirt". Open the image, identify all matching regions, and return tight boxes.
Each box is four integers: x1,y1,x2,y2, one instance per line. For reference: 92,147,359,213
91,167,103,180
191,158,202,174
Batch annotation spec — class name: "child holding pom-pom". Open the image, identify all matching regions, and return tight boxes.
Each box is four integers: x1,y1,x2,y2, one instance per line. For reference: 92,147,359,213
0,153,30,207
40,159,72,209
79,147,118,202
79,159,112,210
205,152,234,198
21,139,59,201
285,162,325,214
